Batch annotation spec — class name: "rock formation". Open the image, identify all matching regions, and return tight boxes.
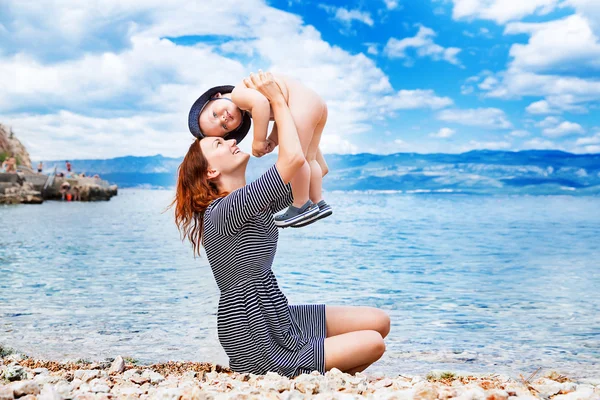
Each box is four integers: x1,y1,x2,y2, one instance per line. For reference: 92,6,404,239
0,124,32,169
1,124,117,204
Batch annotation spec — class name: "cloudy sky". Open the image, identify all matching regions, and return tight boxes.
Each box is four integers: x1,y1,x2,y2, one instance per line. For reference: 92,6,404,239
1,0,600,160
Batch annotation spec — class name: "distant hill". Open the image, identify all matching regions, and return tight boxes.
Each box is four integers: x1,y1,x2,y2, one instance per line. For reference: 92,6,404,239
39,150,600,195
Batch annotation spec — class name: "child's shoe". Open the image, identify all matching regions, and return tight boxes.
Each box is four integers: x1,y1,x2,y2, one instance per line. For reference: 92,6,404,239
291,200,333,228
274,200,319,228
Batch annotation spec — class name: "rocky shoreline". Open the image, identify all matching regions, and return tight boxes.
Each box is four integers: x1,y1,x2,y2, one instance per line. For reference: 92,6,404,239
1,353,598,400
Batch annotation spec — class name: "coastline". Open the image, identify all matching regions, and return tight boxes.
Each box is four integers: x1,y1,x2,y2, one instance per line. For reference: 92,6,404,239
1,353,598,399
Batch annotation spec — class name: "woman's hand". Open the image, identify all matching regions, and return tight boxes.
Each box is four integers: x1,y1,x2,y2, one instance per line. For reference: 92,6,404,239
243,70,284,104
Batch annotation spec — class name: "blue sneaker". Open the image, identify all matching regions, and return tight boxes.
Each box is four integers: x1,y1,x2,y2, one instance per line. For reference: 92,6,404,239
274,200,319,228
291,200,333,228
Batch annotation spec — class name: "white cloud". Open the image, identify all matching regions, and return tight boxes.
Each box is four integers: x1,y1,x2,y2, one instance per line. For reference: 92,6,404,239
536,117,585,137
437,108,512,129
451,0,561,24
384,0,399,10
504,15,600,73
521,138,558,150
429,127,456,138
384,25,462,66
509,130,530,137
319,5,374,27
380,89,453,110
575,132,600,146
460,140,511,151
526,96,589,114
469,9,600,114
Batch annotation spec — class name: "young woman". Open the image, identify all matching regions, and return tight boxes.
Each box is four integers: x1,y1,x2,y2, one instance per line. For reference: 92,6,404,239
172,71,390,377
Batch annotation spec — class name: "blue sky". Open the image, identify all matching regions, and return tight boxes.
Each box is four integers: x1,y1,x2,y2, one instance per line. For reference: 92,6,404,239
1,0,599,159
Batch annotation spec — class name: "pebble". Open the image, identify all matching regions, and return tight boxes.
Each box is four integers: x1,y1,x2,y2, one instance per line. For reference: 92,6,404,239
10,381,40,397
0,386,14,400
109,356,125,374
3,365,26,382
74,369,100,383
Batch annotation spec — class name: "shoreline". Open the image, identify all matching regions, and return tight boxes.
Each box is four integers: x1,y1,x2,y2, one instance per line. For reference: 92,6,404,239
1,353,599,399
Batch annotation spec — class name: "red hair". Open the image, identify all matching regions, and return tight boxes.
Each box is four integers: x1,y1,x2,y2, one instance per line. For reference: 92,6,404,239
170,139,227,257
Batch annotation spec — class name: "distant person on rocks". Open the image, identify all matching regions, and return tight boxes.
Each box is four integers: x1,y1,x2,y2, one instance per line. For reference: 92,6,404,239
37,161,43,173
1,159,8,173
73,186,81,201
5,155,16,173
60,181,71,201
173,71,389,378
65,160,72,173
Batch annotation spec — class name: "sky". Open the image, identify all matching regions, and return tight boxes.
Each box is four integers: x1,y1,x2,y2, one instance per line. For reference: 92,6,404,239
1,0,600,160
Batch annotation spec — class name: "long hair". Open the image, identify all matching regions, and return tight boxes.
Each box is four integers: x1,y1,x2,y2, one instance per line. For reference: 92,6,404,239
170,138,227,257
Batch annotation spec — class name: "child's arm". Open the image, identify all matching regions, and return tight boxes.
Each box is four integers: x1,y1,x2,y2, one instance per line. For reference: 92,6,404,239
231,86,271,157
267,122,279,149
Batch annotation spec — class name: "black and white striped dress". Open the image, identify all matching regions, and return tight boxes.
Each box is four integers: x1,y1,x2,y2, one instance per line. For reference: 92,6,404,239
203,165,326,377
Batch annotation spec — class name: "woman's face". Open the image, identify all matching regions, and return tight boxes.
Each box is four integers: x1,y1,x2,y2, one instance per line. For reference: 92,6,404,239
198,94,243,138
199,136,249,180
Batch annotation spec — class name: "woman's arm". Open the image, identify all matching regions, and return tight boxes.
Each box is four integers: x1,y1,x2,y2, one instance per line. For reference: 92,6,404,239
244,71,304,184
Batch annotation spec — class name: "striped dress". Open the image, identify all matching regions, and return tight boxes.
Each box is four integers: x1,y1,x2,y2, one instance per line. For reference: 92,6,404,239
203,165,326,377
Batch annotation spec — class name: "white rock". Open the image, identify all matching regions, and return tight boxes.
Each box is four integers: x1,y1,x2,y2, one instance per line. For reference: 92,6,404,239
153,387,182,400
142,369,165,384
123,369,140,380
0,385,14,400
10,381,40,397
38,385,62,400
32,368,49,375
109,356,125,374
553,387,596,400
452,387,486,400
73,369,100,382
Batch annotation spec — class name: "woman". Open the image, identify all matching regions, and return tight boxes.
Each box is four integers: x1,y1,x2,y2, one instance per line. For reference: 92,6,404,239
173,71,390,377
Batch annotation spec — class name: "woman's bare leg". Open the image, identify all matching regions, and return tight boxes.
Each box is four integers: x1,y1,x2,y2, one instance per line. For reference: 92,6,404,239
324,330,385,373
326,305,391,339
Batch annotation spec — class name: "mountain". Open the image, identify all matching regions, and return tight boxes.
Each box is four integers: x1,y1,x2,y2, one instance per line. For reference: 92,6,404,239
39,150,600,195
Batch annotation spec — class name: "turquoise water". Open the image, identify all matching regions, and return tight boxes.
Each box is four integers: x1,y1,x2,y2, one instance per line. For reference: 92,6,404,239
1,190,599,378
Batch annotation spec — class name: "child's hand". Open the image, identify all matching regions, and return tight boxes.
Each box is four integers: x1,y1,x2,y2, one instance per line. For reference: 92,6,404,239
265,139,276,154
252,139,270,157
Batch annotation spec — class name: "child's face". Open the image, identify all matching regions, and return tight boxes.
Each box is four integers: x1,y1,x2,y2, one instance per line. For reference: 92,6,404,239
198,94,243,138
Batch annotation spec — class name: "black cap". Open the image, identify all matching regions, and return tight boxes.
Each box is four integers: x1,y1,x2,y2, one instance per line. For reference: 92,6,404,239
188,85,251,143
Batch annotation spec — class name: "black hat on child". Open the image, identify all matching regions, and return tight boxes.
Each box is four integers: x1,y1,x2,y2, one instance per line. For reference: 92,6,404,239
188,85,251,144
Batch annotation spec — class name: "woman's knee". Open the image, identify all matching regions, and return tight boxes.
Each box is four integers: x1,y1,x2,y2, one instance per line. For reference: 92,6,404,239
366,330,386,360
376,309,391,339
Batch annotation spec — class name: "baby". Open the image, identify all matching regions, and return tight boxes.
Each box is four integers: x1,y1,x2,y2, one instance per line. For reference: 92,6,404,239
188,72,332,228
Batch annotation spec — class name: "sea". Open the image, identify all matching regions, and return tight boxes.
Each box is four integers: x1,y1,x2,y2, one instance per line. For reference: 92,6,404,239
1,189,599,379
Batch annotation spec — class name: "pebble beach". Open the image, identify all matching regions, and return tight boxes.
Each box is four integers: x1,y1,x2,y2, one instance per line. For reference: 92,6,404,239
1,353,599,400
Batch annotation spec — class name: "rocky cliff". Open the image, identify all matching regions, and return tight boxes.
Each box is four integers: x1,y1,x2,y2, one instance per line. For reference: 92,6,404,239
0,124,32,169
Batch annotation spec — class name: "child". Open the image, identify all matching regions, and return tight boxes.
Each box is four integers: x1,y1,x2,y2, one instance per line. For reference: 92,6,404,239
188,72,332,228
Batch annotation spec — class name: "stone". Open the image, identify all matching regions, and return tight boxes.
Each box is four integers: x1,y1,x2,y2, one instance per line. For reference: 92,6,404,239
123,369,140,380
0,386,14,400
4,365,26,382
109,356,125,374
38,385,62,400
10,381,41,397
32,368,49,375
73,370,100,383
141,370,165,384
484,389,509,400
412,383,438,400
131,375,150,385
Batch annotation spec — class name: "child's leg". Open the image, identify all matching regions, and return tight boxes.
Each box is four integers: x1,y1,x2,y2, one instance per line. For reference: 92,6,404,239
316,147,329,177
286,89,325,208
306,104,327,204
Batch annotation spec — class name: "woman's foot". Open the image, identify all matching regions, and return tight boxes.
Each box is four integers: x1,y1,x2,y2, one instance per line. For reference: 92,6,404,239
274,200,319,228
291,199,333,228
